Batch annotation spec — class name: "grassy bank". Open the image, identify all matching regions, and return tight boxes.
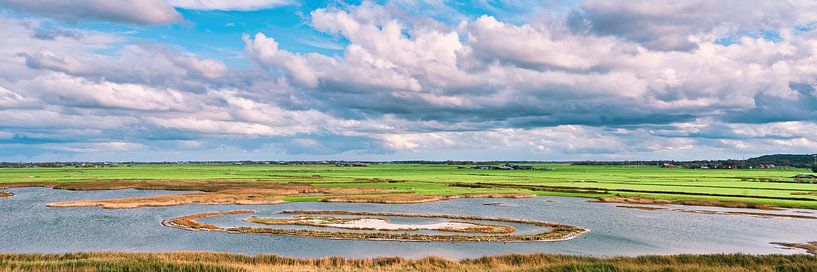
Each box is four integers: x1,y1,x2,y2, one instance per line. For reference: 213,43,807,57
1,252,815,272
2,164,817,209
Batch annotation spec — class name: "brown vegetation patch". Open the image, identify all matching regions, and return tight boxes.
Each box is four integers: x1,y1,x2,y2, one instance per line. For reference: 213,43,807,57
166,210,588,242
1,180,320,192
165,210,255,231
320,193,536,204
46,191,287,209
593,197,672,205
0,191,12,198
721,211,817,219
617,205,817,219
6,180,535,209
453,182,817,209
616,205,666,211
674,199,780,210
44,183,393,209
593,196,781,210
2,252,817,272
792,191,817,195
773,242,817,255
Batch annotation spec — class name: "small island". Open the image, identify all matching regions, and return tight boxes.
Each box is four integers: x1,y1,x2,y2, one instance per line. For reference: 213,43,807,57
164,210,589,242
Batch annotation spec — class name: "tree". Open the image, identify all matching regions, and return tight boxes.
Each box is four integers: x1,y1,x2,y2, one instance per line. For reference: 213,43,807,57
813,155,817,173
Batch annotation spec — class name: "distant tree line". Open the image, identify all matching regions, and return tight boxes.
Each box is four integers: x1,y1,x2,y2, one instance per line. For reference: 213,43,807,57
573,154,817,170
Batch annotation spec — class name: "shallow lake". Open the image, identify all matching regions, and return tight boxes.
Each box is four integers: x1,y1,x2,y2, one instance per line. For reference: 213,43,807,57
1,187,816,259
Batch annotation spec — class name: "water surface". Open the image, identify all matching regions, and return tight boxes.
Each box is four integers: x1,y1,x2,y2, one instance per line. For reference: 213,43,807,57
1,187,815,259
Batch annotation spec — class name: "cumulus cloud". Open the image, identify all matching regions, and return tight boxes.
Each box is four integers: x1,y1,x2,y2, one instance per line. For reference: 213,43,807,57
0,0,182,24
2,1,817,161
242,3,817,129
568,0,817,51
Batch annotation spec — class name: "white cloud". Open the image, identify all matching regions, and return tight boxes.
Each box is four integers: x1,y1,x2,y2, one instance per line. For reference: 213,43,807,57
17,73,192,111
168,0,291,11
570,0,817,51
47,141,146,153
2,2,817,161
0,0,181,24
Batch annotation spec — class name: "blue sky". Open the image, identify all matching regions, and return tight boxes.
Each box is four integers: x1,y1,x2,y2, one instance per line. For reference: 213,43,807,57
0,0,816,162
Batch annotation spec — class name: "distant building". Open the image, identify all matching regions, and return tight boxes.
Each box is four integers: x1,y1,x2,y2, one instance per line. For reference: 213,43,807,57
471,163,534,170
335,162,367,167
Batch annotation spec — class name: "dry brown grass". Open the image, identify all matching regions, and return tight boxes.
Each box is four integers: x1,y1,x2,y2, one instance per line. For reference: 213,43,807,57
41,182,393,209
47,191,287,209
617,205,817,219
594,196,781,210
320,192,535,204
1,251,816,272
3,180,532,208
616,205,665,211
165,210,255,231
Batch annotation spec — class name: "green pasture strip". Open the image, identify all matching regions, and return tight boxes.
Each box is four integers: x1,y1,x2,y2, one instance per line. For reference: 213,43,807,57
2,164,816,207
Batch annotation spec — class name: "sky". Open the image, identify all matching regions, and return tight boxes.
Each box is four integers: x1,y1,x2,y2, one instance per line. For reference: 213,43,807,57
0,0,816,162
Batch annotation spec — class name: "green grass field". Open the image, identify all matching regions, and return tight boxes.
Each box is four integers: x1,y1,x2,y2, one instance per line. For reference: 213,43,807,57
2,164,817,208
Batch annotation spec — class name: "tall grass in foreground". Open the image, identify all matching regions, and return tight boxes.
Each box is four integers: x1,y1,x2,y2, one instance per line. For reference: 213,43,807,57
1,252,815,271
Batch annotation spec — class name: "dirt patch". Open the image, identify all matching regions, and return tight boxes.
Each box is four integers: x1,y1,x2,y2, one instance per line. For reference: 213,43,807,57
0,191,12,198
773,241,817,255
320,193,536,204
166,210,589,242
247,215,516,234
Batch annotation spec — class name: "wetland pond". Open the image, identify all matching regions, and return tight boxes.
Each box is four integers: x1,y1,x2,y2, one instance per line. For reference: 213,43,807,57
1,187,816,259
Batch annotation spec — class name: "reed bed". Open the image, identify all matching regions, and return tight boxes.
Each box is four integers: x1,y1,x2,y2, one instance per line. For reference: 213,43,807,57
1,252,815,272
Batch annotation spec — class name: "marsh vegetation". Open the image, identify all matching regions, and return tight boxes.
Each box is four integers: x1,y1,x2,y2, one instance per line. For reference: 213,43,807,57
166,210,588,242
1,252,815,272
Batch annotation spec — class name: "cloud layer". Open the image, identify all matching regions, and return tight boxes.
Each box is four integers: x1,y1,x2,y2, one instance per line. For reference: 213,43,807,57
0,1,816,161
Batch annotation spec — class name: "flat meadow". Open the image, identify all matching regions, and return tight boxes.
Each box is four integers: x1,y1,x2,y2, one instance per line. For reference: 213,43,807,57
2,163,816,208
